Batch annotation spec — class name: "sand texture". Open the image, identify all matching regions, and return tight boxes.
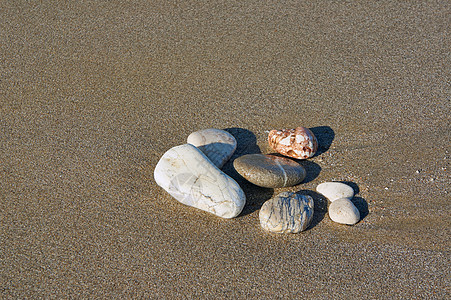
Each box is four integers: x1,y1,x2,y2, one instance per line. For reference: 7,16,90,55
1,1,449,298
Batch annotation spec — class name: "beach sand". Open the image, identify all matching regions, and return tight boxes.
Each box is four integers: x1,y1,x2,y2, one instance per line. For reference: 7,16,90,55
1,1,449,298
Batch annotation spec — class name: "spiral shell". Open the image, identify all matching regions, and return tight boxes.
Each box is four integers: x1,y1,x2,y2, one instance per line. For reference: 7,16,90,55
268,127,318,159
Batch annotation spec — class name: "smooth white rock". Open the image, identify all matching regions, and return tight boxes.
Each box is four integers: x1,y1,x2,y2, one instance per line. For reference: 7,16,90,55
187,128,237,168
316,182,354,202
328,198,360,225
154,144,245,218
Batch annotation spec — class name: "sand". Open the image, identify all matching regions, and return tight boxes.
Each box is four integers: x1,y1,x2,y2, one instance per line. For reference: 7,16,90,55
1,1,449,298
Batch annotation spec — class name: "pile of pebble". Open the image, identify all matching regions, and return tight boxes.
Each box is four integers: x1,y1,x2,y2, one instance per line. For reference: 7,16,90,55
154,127,361,234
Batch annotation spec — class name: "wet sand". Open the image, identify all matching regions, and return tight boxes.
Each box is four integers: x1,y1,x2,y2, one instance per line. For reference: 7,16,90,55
1,1,449,298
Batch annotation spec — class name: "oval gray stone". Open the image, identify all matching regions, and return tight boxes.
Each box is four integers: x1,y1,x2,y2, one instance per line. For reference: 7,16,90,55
328,198,360,225
233,154,306,188
259,192,314,233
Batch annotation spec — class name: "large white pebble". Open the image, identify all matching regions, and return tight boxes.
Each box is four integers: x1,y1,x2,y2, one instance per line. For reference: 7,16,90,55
316,182,354,202
187,128,237,168
154,144,245,218
328,198,360,225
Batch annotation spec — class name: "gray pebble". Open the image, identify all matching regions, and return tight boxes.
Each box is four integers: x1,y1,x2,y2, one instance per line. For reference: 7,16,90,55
233,154,306,188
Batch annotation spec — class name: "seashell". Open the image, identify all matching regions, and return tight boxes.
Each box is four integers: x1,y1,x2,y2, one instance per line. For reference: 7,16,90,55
268,127,318,159
187,129,237,168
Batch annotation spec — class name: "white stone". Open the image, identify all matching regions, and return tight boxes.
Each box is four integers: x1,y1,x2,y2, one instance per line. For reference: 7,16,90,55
187,128,237,168
154,144,245,218
328,198,360,225
316,182,354,202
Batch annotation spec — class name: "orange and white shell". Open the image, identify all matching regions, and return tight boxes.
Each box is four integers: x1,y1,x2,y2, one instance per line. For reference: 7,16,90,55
268,127,318,159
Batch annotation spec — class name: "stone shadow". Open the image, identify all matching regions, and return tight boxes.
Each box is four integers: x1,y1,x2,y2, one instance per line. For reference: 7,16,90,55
340,181,360,194
352,197,369,220
340,181,369,221
224,127,261,158
295,159,321,184
232,179,274,216
222,127,274,216
295,190,327,230
310,126,335,157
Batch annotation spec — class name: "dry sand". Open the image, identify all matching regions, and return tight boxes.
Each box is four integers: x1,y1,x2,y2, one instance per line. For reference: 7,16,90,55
1,1,449,298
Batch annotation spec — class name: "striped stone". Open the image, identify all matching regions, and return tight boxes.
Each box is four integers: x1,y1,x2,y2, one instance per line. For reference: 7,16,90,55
259,192,314,233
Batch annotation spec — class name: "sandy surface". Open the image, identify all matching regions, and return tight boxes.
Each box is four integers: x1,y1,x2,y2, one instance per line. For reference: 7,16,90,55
1,1,449,298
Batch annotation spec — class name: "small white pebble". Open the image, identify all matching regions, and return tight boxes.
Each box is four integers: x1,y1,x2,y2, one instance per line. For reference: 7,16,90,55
328,198,360,225
316,182,354,202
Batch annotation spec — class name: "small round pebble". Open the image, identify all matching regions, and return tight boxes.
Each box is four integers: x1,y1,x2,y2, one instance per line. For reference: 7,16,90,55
259,192,314,233
316,182,354,202
233,154,306,188
328,198,360,225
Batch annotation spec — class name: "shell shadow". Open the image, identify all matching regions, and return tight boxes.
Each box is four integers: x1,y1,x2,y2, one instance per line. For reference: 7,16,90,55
295,190,327,230
222,127,274,216
310,126,335,157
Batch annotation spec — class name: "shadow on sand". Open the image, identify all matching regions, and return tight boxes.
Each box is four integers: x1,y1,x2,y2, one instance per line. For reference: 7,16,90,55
222,128,274,216
295,190,328,230
340,181,369,220
310,126,335,157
